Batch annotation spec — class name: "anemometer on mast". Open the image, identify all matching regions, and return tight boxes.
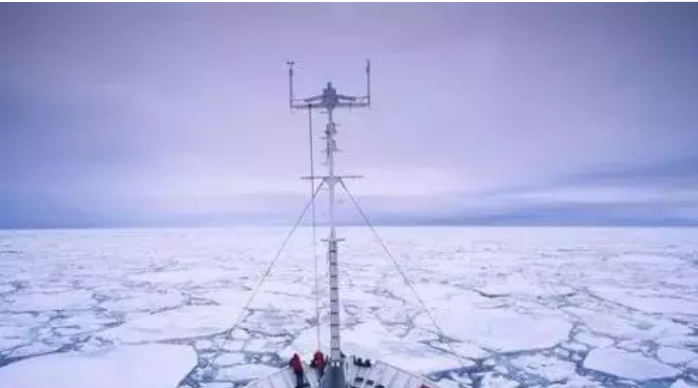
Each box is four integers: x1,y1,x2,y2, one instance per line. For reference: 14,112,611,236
287,60,371,111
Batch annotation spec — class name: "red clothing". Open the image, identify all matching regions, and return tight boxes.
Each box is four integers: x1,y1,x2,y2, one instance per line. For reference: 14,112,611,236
313,351,326,370
290,354,303,373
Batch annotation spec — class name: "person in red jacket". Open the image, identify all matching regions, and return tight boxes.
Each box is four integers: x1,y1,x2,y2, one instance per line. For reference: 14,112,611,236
312,350,326,380
289,353,304,388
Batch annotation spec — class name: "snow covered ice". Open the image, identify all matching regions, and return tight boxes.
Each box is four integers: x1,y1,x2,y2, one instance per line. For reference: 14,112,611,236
2,227,698,388
0,344,197,388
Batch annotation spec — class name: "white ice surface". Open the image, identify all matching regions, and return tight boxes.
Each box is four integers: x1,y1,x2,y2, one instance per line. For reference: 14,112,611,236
4,227,698,388
429,307,572,353
566,307,691,340
688,359,698,370
7,342,60,358
657,347,698,365
216,352,247,365
561,342,588,352
480,373,520,388
590,286,698,316
475,273,574,298
216,364,280,382
4,290,96,312
99,290,185,312
671,380,696,388
99,304,245,343
574,332,614,348
511,354,577,383
583,347,681,380
0,344,196,388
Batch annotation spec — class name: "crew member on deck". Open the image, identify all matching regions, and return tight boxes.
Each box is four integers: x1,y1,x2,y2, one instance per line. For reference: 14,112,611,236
290,353,304,388
311,350,327,380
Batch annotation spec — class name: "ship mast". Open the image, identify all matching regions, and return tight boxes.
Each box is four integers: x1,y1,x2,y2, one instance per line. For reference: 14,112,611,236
288,60,371,388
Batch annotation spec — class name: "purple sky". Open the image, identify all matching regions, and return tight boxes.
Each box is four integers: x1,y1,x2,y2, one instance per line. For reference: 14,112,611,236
2,3,698,227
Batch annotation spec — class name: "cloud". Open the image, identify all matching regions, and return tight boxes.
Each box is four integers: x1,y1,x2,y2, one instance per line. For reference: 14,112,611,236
2,3,698,227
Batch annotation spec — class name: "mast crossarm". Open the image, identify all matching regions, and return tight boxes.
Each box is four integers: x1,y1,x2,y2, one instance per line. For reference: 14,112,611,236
301,175,364,180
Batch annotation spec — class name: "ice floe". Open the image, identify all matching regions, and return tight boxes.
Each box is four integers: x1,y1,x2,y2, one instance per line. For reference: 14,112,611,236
0,344,196,388
657,347,698,365
671,380,697,388
511,354,577,383
216,364,280,382
573,332,614,348
480,373,520,388
590,286,698,316
99,305,244,343
4,290,96,312
566,307,690,340
428,307,572,353
583,347,681,380
475,273,574,298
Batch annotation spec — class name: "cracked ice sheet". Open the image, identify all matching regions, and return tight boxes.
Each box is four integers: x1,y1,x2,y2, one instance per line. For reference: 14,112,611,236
657,347,698,365
100,290,186,313
584,347,681,380
565,307,691,341
3,290,97,312
0,344,196,388
510,354,599,387
589,286,698,316
421,304,572,353
475,273,574,298
130,268,242,285
216,364,280,382
99,304,246,343
481,373,519,388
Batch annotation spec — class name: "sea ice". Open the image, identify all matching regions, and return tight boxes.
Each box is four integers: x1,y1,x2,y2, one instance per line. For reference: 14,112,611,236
672,380,697,388
0,344,197,388
99,305,245,343
657,336,698,348
215,352,247,366
243,337,289,353
574,332,614,348
590,287,698,316
241,309,312,336
566,307,690,341
688,359,698,370
583,348,681,380
131,268,241,285
437,378,463,388
561,342,588,352
511,354,577,383
100,290,186,312
432,342,489,360
216,364,280,382
475,273,574,298
0,337,28,353
4,290,96,312
610,254,685,268
480,373,520,388
657,347,698,365
428,307,572,353
7,341,59,358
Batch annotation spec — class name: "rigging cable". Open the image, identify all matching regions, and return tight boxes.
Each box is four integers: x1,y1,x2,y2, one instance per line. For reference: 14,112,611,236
203,181,325,374
307,105,321,350
338,180,470,371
